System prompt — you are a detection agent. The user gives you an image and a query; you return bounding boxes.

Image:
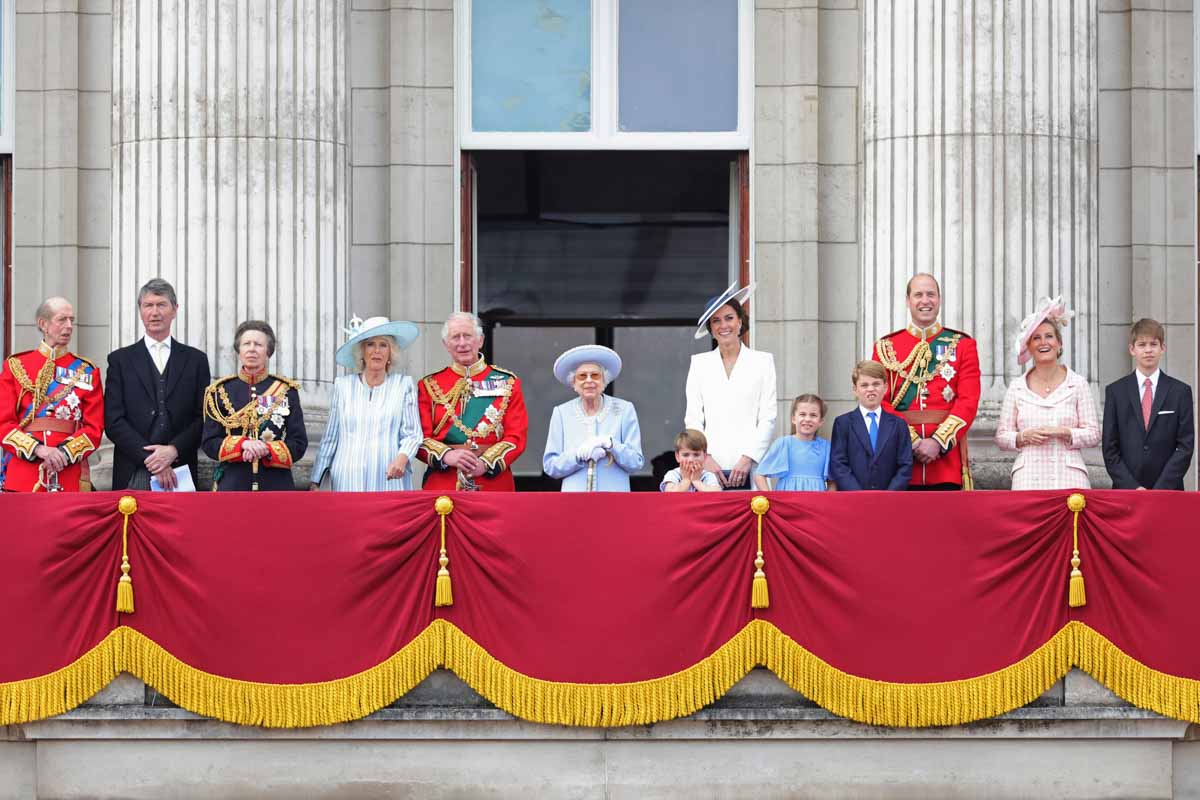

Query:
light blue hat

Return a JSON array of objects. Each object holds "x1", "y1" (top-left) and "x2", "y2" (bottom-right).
[
  {"x1": 335, "y1": 315, "x2": 420, "y2": 370},
  {"x1": 553, "y1": 345, "x2": 623, "y2": 387},
  {"x1": 695, "y1": 281, "x2": 756, "y2": 339}
]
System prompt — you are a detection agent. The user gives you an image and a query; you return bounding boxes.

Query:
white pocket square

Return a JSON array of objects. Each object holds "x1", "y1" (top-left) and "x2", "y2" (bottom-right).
[{"x1": 1158, "y1": 410, "x2": 1175, "y2": 415}]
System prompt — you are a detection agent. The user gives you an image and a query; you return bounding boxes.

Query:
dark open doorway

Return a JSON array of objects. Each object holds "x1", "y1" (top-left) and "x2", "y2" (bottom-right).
[{"x1": 465, "y1": 150, "x2": 748, "y2": 490}]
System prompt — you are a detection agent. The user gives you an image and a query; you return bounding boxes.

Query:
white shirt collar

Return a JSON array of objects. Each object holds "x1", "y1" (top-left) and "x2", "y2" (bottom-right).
[
  {"x1": 859, "y1": 405, "x2": 882, "y2": 426},
  {"x1": 1135, "y1": 368, "x2": 1160, "y2": 395},
  {"x1": 144, "y1": 334, "x2": 172, "y2": 354}
]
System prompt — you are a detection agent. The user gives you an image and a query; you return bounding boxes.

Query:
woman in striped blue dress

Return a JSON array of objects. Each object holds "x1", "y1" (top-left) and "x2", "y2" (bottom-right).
[{"x1": 310, "y1": 316, "x2": 422, "y2": 491}]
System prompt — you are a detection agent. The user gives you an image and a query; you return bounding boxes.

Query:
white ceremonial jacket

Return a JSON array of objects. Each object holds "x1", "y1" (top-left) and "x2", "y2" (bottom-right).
[{"x1": 684, "y1": 345, "x2": 778, "y2": 470}]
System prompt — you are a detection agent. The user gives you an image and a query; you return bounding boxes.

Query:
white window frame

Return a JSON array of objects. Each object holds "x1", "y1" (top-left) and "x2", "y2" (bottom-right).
[
  {"x1": 456, "y1": 0, "x2": 753, "y2": 150},
  {"x1": 0, "y1": 0, "x2": 14, "y2": 154}
]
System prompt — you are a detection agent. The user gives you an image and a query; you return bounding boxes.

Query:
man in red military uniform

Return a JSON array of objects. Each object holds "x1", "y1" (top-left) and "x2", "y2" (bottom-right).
[
  {"x1": 418, "y1": 312, "x2": 527, "y2": 491},
  {"x1": 1, "y1": 297, "x2": 104, "y2": 492},
  {"x1": 872, "y1": 274, "x2": 980, "y2": 490}
]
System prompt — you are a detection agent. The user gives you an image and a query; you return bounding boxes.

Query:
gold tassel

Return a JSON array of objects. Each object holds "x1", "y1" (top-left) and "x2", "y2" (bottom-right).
[
  {"x1": 1067, "y1": 493, "x2": 1086, "y2": 608},
  {"x1": 434, "y1": 495, "x2": 454, "y2": 607},
  {"x1": 116, "y1": 495, "x2": 138, "y2": 614},
  {"x1": 750, "y1": 495, "x2": 770, "y2": 609}
]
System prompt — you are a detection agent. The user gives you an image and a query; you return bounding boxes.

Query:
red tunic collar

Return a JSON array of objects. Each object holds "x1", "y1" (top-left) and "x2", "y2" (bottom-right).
[
  {"x1": 906, "y1": 323, "x2": 943, "y2": 341},
  {"x1": 37, "y1": 341, "x2": 69, "y2": 360},
  {"x1": 450, "y1": 357, "x2": 489, "y2": 378},
  {"x1": 239, "y1": 367, "x2": 268, "y2": 384}
]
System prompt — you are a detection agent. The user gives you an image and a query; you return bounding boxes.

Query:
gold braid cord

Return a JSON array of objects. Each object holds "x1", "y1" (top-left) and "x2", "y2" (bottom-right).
[
  {"x1": 8, "y1": 355, "x2": 56, "y2": 427},
  {"x1": 203, "y1": 381, "x2": 257, "y2": 434},
  {"x1": 875, "y1": 334, "x2": 963, "y2": 408},
  {"x1": 423, "y1": 374, "x2": 514, "y2": 442}
]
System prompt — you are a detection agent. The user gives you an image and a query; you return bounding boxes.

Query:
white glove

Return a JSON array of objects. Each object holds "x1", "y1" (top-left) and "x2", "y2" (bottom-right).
[
  {"x1": 597, "y1": 435, "x2": 613, "y2": 451},
  {"x1": 588, "y1": 447, "x2": 607, "y2": 463},
  {"x1": 576, "y1": 441, "x2": 596, "y2": 463}
]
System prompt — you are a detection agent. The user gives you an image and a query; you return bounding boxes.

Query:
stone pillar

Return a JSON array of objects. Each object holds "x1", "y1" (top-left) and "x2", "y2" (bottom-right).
[
  {"x1": 862, "y1": 1, "x2": 1099, "y2": 392},
  {"x1": 111, "y1": 0, "x2": 348, "y2": 397}
]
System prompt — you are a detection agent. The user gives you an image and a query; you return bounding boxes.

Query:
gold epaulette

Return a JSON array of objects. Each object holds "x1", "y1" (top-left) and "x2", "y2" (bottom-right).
[
  {"x1": 420, "y1": 369, "x2": 445, "y2": 383},
  {"x1": 75, "y1": 355, "x2": 98, "y2": 371},
  {"x1": 269, "y1": 374, "x2": 301, "y2": 391},
  {"x1": 487, "y1": 364, "x2": 517, "y2": 379},
  {"x1": 941, "y1": 327, "x2": 973, "y2": 340}
]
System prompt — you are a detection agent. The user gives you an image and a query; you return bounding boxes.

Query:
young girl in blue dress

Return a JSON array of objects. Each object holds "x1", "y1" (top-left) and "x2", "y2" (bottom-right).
[{"x1": 753, "y1": 394, "x2": 834, "y2": 492}]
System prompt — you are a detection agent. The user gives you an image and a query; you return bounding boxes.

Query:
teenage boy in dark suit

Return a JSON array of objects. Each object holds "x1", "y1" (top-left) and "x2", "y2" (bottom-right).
[{"x1": 1102, "y1": 319, "x2": 1194, "y2": 490}]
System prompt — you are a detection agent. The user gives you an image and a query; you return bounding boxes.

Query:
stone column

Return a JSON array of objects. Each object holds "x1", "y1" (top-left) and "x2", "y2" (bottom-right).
[
  {"x1": 111, "y1": 0, "x2": 348, "y2": 397},
  {"x1": 862, "y1": 1, "x2": 1099, "y2": 392}
]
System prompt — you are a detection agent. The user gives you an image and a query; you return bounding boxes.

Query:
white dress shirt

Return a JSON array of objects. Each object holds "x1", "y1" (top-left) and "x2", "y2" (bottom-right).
[
  {"x1": 684, "y1": 345, "x2": 778, "y2": 469},
  {"x1": 143, "y1": 334, "x2": 172, "y2": 373},
  {"x1": 859, "y1": 405, "x2": 883, "y2": 427},
  {"x1": 1135, "y1": 368, "x2": 1161, "y2": 399}
]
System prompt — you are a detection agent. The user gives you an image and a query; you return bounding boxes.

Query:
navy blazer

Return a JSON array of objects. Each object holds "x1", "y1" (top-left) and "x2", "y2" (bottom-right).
[
  {"x1": 1102, "y1": 371, "x2": 1194, "y2": 490},
  {"x1": 105, "y1": 338, "x2": 212, "y2": 490},
  {"x1": 829, "y1": 407, "x2": 913, "y2": 491}
]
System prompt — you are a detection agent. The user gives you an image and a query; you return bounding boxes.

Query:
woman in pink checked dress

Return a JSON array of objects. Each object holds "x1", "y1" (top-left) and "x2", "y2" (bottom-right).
[{"x1": 995, "y1": 296, "x2": 1101, "y2": 490}]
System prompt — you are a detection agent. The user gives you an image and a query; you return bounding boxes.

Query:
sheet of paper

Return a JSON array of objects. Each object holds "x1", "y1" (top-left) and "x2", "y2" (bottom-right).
[{"x1": 150, "y1": 466, "x2": 197, "y2": 493}]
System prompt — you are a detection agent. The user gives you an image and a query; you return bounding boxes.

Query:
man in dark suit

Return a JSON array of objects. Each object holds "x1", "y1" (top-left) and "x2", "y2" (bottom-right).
[
  {"x1": 830, "y1": 360, "x2": 913, "y2": 491},
  {"x1": 105, "y1": 278, "x2": 211, "y2": 490},
  {"x1": 1103, "y1": 318, "x2": 1194, "y2": 490}
]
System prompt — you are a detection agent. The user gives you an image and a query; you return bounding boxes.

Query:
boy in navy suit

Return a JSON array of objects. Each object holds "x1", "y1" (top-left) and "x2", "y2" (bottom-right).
[
  {"x1": 830, "y1": 360, "x2": 913, "y2": 491},
  {"x1": 1102, "y1": 319, "x2": 1194, "y2": 490}
]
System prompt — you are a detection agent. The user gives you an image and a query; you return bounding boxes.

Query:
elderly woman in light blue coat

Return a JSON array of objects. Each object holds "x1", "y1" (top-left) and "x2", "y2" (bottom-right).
[
  {"x1": 310, "y1": 316, "x2": 423, "y2": 491},
  {"x1": 542, "y1": 345, "x2": 644, "y2": 492}
]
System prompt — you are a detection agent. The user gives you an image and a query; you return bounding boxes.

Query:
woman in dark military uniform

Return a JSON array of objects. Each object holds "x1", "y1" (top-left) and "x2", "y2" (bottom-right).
[{"x1": 202, "y1": 321, "x2": 307, "y2": 491}]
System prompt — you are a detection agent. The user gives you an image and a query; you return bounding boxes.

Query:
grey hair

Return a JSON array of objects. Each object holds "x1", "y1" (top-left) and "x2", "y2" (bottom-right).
[
  {"x1": 441, "y1": 311, "x2": 484, "y2": 341},
  {"x1": 35, "y1": 297, "x2": 71, "y2": 323},
  {"x1": 352, "y1": 337, "x2": 405, "y2": 373},
  {"x1": 137, "y1": 278, "x2": 178, "y2": 308}
]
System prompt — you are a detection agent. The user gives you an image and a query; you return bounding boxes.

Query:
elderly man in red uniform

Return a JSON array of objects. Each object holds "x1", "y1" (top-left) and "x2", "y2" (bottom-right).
[
  {"x1": 872, "y1": 274, "x2": 980, "y2": 490},
  {"x1": 418, "y1": 312, "x2": 527, "y2": 491},
  {"x1": 1, "y1": 297, "x2": 104, "y2": 491}
]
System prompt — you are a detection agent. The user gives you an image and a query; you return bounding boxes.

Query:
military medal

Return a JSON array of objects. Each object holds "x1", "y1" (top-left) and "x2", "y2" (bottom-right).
[
  {"x1": 940, "y1": 363, "x2": 956, "y2": 381},
  {"x1": 943, "y1": 385, "x2": 956, "y2": 402}
]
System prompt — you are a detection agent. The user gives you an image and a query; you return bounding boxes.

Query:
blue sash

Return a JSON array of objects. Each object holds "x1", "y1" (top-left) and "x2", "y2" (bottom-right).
[{"x1": 20, "y1": 358, "x2": 87, "y2": 421}]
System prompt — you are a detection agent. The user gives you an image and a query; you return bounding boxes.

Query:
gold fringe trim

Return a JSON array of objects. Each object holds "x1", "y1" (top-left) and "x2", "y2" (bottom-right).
[
  {"x1": 1, "y1": 625, "x2": 443, "y2": 728},
  {"x1": 6, "y1": 621, "x2": 1200, "y2": 729},
  {"x1": 0, "y1": 629, "x2": 124, "y2": 725},
  {"x1": 441, "y1": 621, "x2": 761, "y2": 727}
]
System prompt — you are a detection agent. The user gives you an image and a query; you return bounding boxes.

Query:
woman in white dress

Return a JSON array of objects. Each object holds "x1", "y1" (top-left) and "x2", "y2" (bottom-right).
[
  {"x1": 309, "y1": 316, "x2": 423, "y2": 491},
  {"x1": 995, "y1": 296, "x2": 1101, "y2": 490},
  {"x1": 684, "y1": 282, "x2": 777, "y2": 489}
]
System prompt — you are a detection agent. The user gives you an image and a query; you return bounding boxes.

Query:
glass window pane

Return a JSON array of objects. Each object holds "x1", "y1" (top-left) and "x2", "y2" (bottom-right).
[
  {"x1": 476, "y1": 151, "x2": 732, "y2": 321},
  {"x1": 611, "y1": 327, "x2": 710, "y2": 479},
  {"x1": 490, "y1": 326, "x2": 594, "y2": 476},
  {"x1": 472, "y1": 0, "x2": 591, "y2": 132},
  {"x1": 618, "y1": 0, "x2": 738, "y2": 132}
]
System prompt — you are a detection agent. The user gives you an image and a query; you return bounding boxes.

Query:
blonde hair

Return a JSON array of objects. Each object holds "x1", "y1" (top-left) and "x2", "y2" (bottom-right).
[
  {"x1": 674, "y1": 429, "x2": 708, "y2": 452},
  {"x1": 1130, "y1": 318, "x2": 1165, "y2": 346},
  {"x1": 352, "y1": 337, "x2": 404, "y2": 373},
  {"x1": 851, "y1": 360, "x2": 886, "y2": 385},
  {"x1": 789, "y1": 394, "x2": 827, "y2": 434}
]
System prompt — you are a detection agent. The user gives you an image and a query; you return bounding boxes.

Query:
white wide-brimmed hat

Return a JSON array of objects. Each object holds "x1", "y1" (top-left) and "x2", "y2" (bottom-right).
[
  {"x1": 335, "y1": 315, "x2": 420, "y2": 370},
  {"x1": 1014, "y1": 296, "x2": 1074, "y2": 366},
  {"x1": 694, "y1": 281, "x2": 756, "y2": 340},
  {"x1": 552, "y1": 344, "x2": 623, "y2": 387}
]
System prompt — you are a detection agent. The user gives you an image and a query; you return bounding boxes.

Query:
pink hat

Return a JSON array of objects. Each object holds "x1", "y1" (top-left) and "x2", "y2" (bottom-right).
[{"x1": 1014, "y1": 296, "x2": 1075, "y2": 366}]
